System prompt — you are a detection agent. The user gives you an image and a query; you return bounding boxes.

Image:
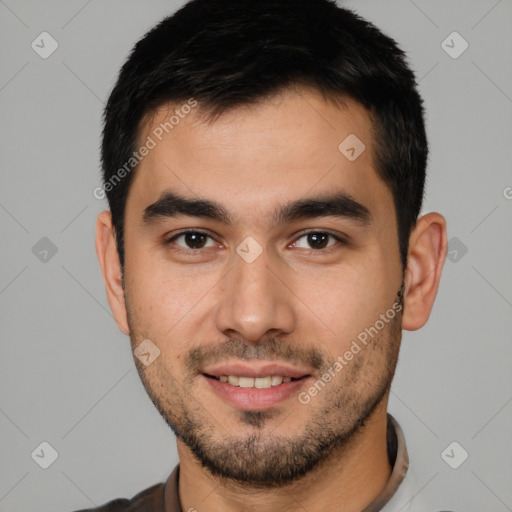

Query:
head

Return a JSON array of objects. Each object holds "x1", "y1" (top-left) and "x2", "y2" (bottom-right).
[{"x1": 96, "y1": 0, "x2": 447, "y2": 487}]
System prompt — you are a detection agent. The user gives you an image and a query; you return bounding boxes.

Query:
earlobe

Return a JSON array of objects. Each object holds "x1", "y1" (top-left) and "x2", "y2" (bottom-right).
[
  {"x1": 95, "y1": 210, "x2": 130, "y2": 335},
  {"x1": 402, "y1": 212, "x2": 448, "y2": 331}
]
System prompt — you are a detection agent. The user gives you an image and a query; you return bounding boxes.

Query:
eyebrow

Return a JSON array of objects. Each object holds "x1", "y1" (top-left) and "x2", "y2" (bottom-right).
[
  {"x1": 274, "y1": 193, "x2": 371, "y2": 225},
  {"x1": 143, "y1": 192, "x2": 233, "y2": 225},
  {"x1": 142, "y1": 191, "x2": 371, "y2": 226}
]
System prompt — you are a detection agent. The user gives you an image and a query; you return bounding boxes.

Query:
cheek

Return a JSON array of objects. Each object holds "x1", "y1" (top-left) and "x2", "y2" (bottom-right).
[
  {"x1": 124, "y1": 252, "x2": 220, "y2": 343},
  {"x1": 290, "y1": 256, "x2": 395, "y2": 355}
]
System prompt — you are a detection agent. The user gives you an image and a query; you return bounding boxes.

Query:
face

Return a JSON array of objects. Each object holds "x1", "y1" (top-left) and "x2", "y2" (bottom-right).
[{"x1": 121, "y1": 87, "x2": 404, "y2": 486}]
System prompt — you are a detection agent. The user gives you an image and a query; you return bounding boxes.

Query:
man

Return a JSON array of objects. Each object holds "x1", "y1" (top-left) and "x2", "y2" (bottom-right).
[{"x1": 87, "y1": 0, "x2": 447, "y2": 510}]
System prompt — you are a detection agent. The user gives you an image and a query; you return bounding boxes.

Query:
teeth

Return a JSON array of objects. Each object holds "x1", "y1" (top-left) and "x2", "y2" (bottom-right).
[
  {"x1": 216, "y1": 375, "x2": 298, "y2": 388},
  {"x1": 271, "y1": 376, "x2": 283, "y2": 386},
  {"x1": 255, "y1": 376, "x2": 272, "y2": 388},
  {"x1": 239, "y1": 377, "x2": 254, "y2": 388},
  {"x1": 228, "y1": 376, "x2": 239, "y2": 386}
]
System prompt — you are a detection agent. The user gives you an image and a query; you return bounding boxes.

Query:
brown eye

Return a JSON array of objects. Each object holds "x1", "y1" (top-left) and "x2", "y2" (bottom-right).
[
  {"x1": 293, "y1": 232, "x2": 339, "y2": 250},
  {"x1": 307, "y1": 233, "x2": 329, "y2": 249},
  {"x1": 170, "y1": 231, "x2": 216, "y2": 250}
]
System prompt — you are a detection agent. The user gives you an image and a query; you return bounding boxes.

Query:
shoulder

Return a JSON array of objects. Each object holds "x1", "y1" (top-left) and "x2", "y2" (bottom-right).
[{"x1": 71, "y1": 483, "x2": 165, "y2": 512}]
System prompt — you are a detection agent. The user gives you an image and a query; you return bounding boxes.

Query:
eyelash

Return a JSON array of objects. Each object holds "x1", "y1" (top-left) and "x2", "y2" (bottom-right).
[{"x1": 163, "y1": 229, "x2": 348, "y2": 255}]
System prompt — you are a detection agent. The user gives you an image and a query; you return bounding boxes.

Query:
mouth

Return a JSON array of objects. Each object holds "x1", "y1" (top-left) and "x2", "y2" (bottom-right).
[
  {"x1": 200, "y1": 362, "x2": 313, "y2": 410},
  {"x1": 203, "y1": 373, "x2": 308, "y2": 389}
]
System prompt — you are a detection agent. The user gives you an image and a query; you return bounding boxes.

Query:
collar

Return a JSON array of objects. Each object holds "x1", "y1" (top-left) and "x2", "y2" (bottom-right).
[
  {"x1": 164, "y1": 413, "x2": 409, "y2": 512},
  {"x1": 362, "y1": 414, "x2": 409, "y2": 511}
]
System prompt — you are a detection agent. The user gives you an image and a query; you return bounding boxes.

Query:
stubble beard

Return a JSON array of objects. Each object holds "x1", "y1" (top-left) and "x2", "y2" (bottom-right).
[{"x1": 126, "y1": 292, "x2": 403, "y2": 488}]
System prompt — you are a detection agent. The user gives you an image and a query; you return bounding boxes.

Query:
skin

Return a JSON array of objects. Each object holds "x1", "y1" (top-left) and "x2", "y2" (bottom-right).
[{"x1": 96, "y1": 86, "x2": 447, "y2": 512}]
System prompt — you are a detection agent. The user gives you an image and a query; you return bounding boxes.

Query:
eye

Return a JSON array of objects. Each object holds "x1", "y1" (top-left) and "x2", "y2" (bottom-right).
[
  {"x1": 291, "y1": 231, "x2": 344, "y2": 250},
  {"x1": 168, "y1": 231, "x2": 217, "y2": 250}
]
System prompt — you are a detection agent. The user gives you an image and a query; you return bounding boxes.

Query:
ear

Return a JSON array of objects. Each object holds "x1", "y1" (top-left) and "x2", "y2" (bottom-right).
[
  {"x1": 402, "y1": 212, "x2": 447, "y2": 331},
  {"x1": 95, "y1": 210, "x2": 130, "y2": 335}
]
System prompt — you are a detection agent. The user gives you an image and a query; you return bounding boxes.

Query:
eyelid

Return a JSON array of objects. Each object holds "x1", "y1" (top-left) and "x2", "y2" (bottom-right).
[
  {"x1": 165, "y1": 228, "x2": 213, "y2": 241},
  {"x1": 290, "y1": 229, "x2": 350, "y2": 245},
  {"x1": 163, "y1": 228, "x2": 349, "y2": 253},
  {"x1": 163, "y1": 229, "x2": 221, "y2": 249}
]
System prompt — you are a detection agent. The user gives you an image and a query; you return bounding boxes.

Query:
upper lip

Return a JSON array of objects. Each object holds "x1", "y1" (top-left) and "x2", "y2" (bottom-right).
[{"x1": 202, "y1": 361, "x2": 312, "y2": 379}]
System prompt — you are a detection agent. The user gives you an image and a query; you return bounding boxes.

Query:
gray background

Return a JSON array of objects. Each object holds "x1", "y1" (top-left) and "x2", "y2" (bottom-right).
[{"x1": 1, "y1": 0, "x2": 511, "y2": 510}]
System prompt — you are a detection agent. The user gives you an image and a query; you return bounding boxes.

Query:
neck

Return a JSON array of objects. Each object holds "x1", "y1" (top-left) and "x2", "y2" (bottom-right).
[{"x1": 177, "y1": 400, "x2": 391, "y2": 512}]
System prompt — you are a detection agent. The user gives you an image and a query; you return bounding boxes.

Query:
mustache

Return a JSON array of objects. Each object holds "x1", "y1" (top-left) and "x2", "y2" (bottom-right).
[
  {"x1": 185, "y1": 284, "x2": 405, "y2": 375},
  {"x1": 185, "y1": 337, "x2": 327, "y2": 374}
]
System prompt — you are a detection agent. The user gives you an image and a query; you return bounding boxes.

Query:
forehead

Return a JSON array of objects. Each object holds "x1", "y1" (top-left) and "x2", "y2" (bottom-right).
[{"x1": 127, "y1": 87, "x2": 392, "y2": 223}]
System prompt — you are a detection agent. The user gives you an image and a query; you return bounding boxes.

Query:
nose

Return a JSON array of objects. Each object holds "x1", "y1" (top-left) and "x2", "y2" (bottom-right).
[{"x1": 213, "y1": 245, "x2": 296, "y2": 344}]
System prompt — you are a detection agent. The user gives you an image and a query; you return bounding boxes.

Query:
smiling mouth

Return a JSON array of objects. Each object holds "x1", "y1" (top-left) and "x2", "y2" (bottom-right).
[{"x1": 203, "y1": 373, "x2": 309, "y2": 389}]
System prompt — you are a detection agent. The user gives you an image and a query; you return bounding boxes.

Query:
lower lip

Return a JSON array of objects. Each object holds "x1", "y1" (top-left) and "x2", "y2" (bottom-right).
[{"x1": 203, "y1": 375, "x2": 311, "y2": 410}]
